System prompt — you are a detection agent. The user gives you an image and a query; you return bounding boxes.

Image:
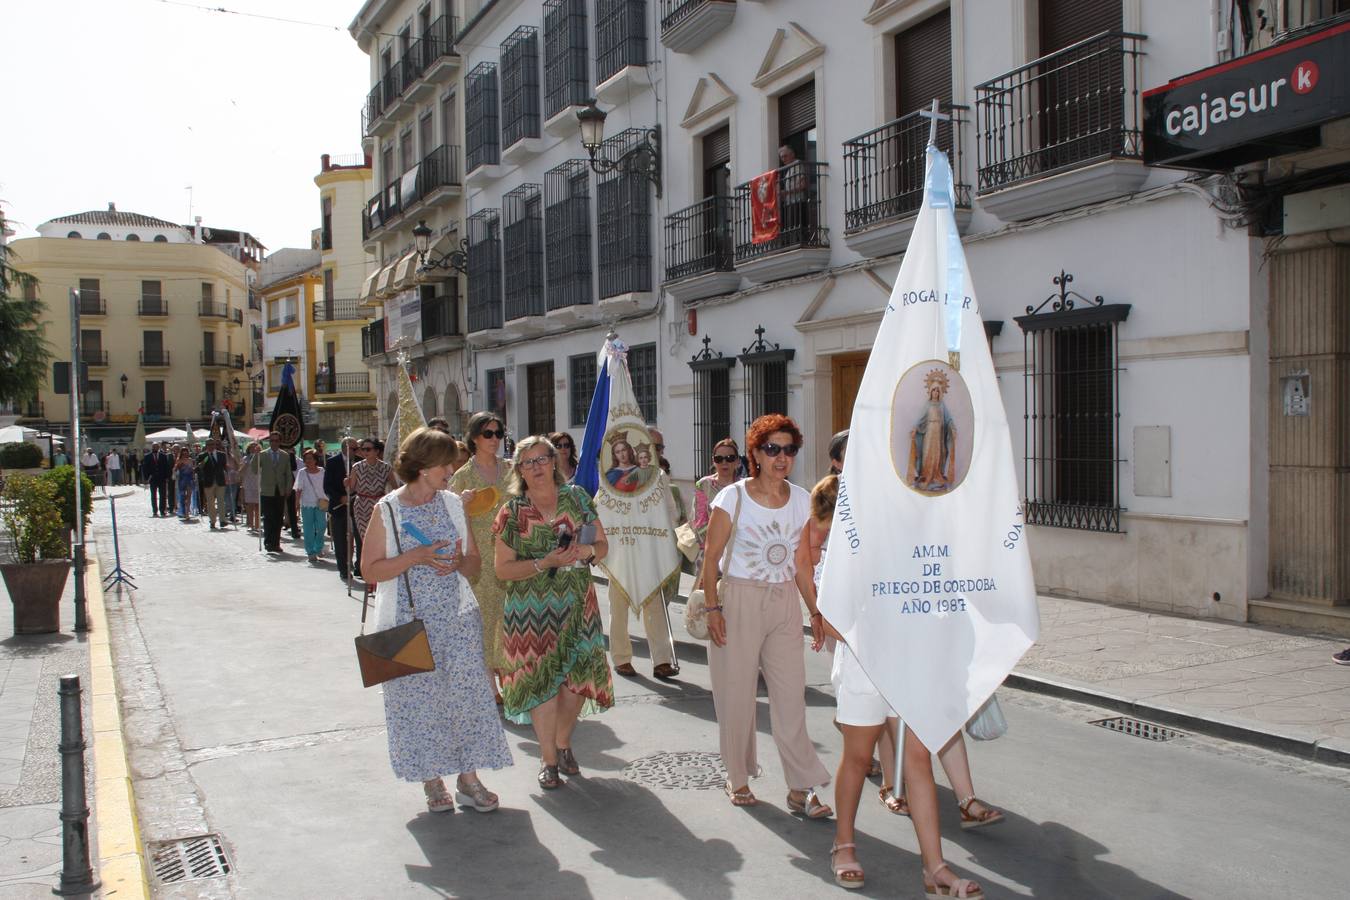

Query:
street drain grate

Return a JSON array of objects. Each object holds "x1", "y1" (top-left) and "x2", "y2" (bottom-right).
[
  {"x1": 148, "y1": 835, "x2": 231, "y2": 883},
  {"x1": 1090, "y1": 716, "x2": 1185, "y2": 742},
  {"x1": 623, "y1": 751, "x2": 727, "y2": 790}
]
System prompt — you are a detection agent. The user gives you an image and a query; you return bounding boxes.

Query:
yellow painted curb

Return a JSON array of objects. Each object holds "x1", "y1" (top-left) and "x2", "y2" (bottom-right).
[{"x1": 85, "y1": 546, "x2": 153, "y2": 899}]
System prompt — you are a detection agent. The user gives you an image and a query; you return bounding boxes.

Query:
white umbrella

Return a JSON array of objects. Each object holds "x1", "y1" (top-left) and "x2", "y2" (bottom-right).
[
  {"x1": 145, "y1": 427, "x2": 187, "y2": 441},
  {"x1": 0, "y1": 424, "x2": 37, "y2": 443}
]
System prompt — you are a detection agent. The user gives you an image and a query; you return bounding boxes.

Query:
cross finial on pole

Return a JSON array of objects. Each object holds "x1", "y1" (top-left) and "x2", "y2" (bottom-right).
[{"x1": 919, "y1": 98, "x2": 950, "y2": 147}]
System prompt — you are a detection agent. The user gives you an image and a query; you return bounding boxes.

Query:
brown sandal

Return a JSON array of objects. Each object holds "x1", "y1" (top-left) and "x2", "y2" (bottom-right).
[
  {"x1": 556, "y1": 747, "x2": 580, "y2": 776},
  {"x1": 538, "y1": 763, "x2": 561, "y2": 790},
  {"x1": 879, "y1": 785, "x2": 910, "y2": 816},
  {"x1": 724, "y1": 782, "x2": 757, "y2": 806},
  {"x1": 958, "y1": 795, "x2": 1004, "y2": 830}
]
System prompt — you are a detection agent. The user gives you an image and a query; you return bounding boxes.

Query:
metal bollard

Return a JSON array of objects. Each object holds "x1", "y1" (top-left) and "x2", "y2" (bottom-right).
[{"x1": 53, "y1": 675, "x2": 100, "y2": 896}]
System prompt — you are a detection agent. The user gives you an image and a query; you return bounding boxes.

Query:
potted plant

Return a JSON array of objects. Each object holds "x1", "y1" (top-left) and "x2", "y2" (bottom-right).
[
  {"x1": 0, "y1": 473, "x2": 71, "y2": 633},
  {"x1": 40, "y1": 465, "x2": 93, "y2": 549}
]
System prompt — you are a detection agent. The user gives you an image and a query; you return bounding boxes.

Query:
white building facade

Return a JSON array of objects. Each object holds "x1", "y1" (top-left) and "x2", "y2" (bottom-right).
[{"x1": 348, "y1": 0, "x2": 1350, "y2": 632}]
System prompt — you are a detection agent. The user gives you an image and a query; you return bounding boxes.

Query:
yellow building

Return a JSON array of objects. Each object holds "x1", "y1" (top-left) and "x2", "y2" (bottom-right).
[{"x1": 11, "y1": 206, "x2": 252, "y2": 446}]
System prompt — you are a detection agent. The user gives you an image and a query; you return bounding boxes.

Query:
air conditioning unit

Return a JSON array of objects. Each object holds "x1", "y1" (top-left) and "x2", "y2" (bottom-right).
[{"x1": 1283, "y1": 184, "x2": 1350, "y2": 235}]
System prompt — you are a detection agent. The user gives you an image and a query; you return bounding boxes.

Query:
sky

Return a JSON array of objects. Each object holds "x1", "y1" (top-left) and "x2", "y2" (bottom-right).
[{"x1": 1, "y1": 0, "x2": 372, "y2": 252}]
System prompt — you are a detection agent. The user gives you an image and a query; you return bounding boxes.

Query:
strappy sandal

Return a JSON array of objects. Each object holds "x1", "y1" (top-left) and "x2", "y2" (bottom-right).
[
  {"x1": 538, "y1": 763, "x2": 562, "y2": 790},
  {"x1": 455, "y1": 777, "x2": 499, "y2": 812},
  {"x1": 925, "y1": 862, "x2": 984, "y2": 898},
  {"x1": 724, "y1": 782, "x2": 757, "y2": 806},
  {"x1": 786, "y1": 789, "x2": 833, "y2": 819},
  {"x1": 867, "y1": 757, "x2": 883, "y2": 778},
  {"x1": 958, "y1": 795, "x2": 1005, "y2": 830},
  {"x1": 879, "y1": 785, "x2": 910, "y2": 816},
  {"x1": 556, "y1": 747, "x2": 580, "y2": 776},
  {"x1": 829, "y1": 842, "x2": 865, "y2": 890},
  {"x1": 423, "y1": 778, "x2": 455, "y2": 813}
]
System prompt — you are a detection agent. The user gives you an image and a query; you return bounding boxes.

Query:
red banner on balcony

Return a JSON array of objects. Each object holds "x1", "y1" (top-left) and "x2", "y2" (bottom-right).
[{"x1": 750, "y1": 169, "x2": 780, "y2": 244}]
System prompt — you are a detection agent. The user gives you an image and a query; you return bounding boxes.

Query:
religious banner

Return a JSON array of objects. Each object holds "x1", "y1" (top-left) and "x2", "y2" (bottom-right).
[
  {"x1": 816, "y1": 139, "x2": 1039, "y2": 753},
  {"x1": 749, "y1": 169, "x2": 780, "y2": 245},
  {"x1": 586, "y1": 338, "x2": 680, "y2": 613},
  {"x1": 383, "y1": 351, "x2": 426, "y2": 458},
  {"x1": 268, "y1": 360, "x2": 305, "y2": 450}
]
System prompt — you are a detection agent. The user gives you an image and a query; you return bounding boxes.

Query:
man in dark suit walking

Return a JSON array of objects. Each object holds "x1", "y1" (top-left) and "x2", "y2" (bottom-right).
[
  {"x1": 257, "y1": 432, "x2": 295, "y2": 553},
  {"x1": 144, "y1": 443, "x2": 173, "y2": 517},
  {"x1": 324, "y1": 438, "x2": 356, "y2": 582}
]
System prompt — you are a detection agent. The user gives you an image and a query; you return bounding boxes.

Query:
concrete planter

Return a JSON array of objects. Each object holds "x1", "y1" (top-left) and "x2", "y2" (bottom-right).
[{"x1": 0, "y1": 560, "x2": 71, "y2": 634}]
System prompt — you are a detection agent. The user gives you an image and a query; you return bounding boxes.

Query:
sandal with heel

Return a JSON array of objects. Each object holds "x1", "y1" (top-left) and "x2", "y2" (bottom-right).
[
  {"x1": 829, "y1": 842, "x2": 865, "y2": 890},
  {"x1": 958, "y1": 795, "x2": 1004, "y2": 830},
  {"x1": 423, "y1": 778, "x2": 455, "y2": 814},
  {"x1": 455, "y1": 777, "x2": 499, "y2": 812},
  {"x1": 786, "y1": 789, "x2": 833, "y2": 819},
  {"x1": 538, "y1": 763, "x2": 562, "y2": 790},
  {"x1": 879, "y1": 784, "x2": 910, "y2": 816},
  {"x1": 925, "y1": 862, "x2": 984, "y2": 898}
]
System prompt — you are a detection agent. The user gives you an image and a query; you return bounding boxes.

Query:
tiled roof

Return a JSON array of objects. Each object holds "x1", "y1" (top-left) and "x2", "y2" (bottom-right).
[{"x1": 47, "y1": 209, "x2": 182, "y2": 229}]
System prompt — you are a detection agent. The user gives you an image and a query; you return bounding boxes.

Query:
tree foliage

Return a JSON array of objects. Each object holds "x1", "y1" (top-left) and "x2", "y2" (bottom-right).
[{"x1": 0, "y1": 207, "x2": 53, "y2": 408}]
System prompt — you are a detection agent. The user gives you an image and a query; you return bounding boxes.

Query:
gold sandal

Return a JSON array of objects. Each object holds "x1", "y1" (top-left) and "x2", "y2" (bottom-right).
[
  {"x1": 786, "y1": 789, "x2": 833, "y2": 819},
  {"x1": 455, "y1": 777, "x2": 499, "y2": 813},
  {"x1": 724, "y1": 781, "x2": 757, "y2": 806},
  {"x1": 423, "y1": 778, "x2": 454, "y2": 814},
  {"x1": 958, "y1": 795, "x2": 1004, "y2": 830},
  {"x1": 879, "y1": 785, "x2": 910, "y2": 816}
]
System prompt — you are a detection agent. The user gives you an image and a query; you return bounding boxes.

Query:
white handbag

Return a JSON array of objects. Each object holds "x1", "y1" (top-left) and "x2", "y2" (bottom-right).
[
  {"x1": 684, "y1": 486, "x2": 742, "y2": 641},
  {"x1": 965, "y1": 694, "x2": 1008, "y2": 741}
]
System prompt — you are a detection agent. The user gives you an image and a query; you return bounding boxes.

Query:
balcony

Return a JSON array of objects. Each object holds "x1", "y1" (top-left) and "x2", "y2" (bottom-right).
[
  {"x1": 139, "y1": 350, "x2": 172, "y2": 367},
  {"x1": 199, "y1": 300, "x2": 228, "y2": 319},
  {"x1": 267, "y1": 312, "x2": 299, "y2": 329},
  {"x1": 78, "y1": 295, "x2": 105, "y2": 316},
  {"x1": 80, "y1": 401, "x2": 109, "y2": 417},
  {"x1": 79, "y1": 349, "x2": 109, "y2": 367},
  {"x1": 974, "y1": 31, "x2": 1147, "y2": 222},
  {"x1": 363, "y1": 179, "x2": 404, "y2": 243},
  {"x1": 843, "y1": 103, "x2": 972, "y2": 258},
  {"x1": 595, "y1": 0, "x2": 649, "y2": 104},
  {"x1": 360, "y1": 17, "x2": 459, "y2": 139},
  {"x1": 314, "y1": 372, "x2": 372, "y2": 396},
  {"x1": 660, "y1": 0, "x2": 735, "y2": 54},
  {"x1": 733, "y1": 160, "x2": 830, "y2": 283},
  {"x1": 248, "y1": 290, "x2": 261, "y2": 311},
  {"x1": 421, "y1": 292, "x2": 461, "y2": 346},
  {"x1": 419, "y1": 144, "x2": 462, "y2": 207},
  {"x1": 141, "y1": 400, "x2": 172, "y2": 417},
  {"x1": 361, "y1": 319, "x2": 386, "y2": 359},
  {"x1": 543, "y1": 0, "x2": 590, "y2": 134},
  {"x1": 230, "y1": 308, "x2": 243, "y2": 324},
  {"x1": 138, "y1": 297, "x2": 169, "y2": 316},
  {"x1": 313, "y1": 297, "x2": 375, "y2": 323},
  {"x1": 201, "y1": 350, "x2": 244, "y2": 369},
  {"x1": 19, "y1": 401, "x2": 44, "y2": 419},
  {"x1": 664, "y1": 195, "x2": 739, "y2": 302}
]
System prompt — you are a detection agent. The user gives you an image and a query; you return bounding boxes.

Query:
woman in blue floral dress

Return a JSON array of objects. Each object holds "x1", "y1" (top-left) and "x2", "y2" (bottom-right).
[{"x1": 362, "y1": 427, "x2": 513, "y2": 813}]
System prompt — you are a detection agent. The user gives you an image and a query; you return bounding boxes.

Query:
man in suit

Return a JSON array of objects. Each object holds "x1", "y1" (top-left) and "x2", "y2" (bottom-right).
[
  {"x1": 196, "y1": 439, "x2": 230, "y2": 530},
  {"x1": 258, "y1": 432, "x2": 295, "y2": 553},
  {"x1": 144, "y1": 443, "x2": 173, "y2": 517},
  {"x1": 324, "y1": 438, "x2": 356, "y2": 582}
]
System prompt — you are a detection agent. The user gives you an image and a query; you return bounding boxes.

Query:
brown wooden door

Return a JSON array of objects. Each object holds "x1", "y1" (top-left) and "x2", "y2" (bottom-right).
[
  {"x1": 831, "y1": 351, "x2": 870, "y2": 434},
  {"x1": 526, "y1": 361, "x2": 555, "y2": 436}
]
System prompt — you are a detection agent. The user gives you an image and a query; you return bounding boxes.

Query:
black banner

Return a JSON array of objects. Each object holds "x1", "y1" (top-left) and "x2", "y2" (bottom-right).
[
  {"x1": 268, "y1": 366, "x2": 305, "y2": 450},
  {"x1": 1143, "y1": 20, "x2": 1350, "y2": 169}
]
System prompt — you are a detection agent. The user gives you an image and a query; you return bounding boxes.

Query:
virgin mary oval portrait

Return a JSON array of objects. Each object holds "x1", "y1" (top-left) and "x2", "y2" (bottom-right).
[{"x1": 890, "y1": 360, "x2": 974, "y2": 495}]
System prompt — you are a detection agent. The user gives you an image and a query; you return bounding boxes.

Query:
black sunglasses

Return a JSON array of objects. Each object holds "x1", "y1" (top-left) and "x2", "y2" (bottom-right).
[
  {"x1": 758, "y1": 441, "x2": 799, "y2": 458},
  {"x1": 556, "y1": 441, "x2": 574, "y2": 449},
  {"x1": 479, "y1": 428, "x2": 504, "y2": 440},
  {"x1": 712, "y1": 454, "x2": 738, "y2": 464}
]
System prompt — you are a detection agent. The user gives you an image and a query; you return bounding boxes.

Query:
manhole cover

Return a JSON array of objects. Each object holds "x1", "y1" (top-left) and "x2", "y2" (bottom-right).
[
  {"x1": 148, "y1": 834, "x2": 231, "y2": 883},
  {"x1": 1090, "y1": 716, "x2": 1185, "y2": 742},
  {"x1": 623, "y1": 750, "x2": 727, "y2": 790}
]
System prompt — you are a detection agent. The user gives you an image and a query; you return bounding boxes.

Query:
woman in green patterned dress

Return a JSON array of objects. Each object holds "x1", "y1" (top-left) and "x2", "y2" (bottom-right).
[
  {"x1": 493, "y1": 435, "x2": 614, "y2": 790},
  {"x1": 450, "y1": 412, "x2": 512, "y2": 697}
]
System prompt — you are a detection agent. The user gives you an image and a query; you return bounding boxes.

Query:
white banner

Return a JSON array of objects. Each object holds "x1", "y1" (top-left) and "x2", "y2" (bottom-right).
[
  {"x1": 594, "y1": 343, "x2": 680, "y2": 613},
  {"x1": 817, "y1": 145, "x2": 1039, "y2": 752}
]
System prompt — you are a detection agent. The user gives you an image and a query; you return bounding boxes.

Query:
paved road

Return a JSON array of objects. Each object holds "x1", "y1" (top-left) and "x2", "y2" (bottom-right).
[{"x1": 95, "y1": 490, "x2": 1349, "y2": 898}]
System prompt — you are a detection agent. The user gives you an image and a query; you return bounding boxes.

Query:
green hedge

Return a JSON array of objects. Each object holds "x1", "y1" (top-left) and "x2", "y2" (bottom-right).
[{"x1": 0, "y1": 441, "x2": 44, "y2": 469}]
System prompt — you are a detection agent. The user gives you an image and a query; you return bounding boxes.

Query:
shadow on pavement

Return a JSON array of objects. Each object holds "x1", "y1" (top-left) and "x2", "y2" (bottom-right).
[{"x1": 534, "y1": 775, "x2": 743, "y2": 899}]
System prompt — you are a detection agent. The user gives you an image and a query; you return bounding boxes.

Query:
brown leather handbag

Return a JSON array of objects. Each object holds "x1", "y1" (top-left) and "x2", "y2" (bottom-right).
[{"x1": 354, "y1": 503, "x2": 434, "y2": 687}]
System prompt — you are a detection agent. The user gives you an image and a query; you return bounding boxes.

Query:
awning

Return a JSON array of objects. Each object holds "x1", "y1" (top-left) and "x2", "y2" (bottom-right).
[
  {"x1": 375, "y1": 262, "x2": 396, "y2": 298},
  {"x1": 393, "y1": 251, "x2": 420, "y2": 290},
  {"x1": 359, "y1": 268, "x2": 380, "y2": 304}
]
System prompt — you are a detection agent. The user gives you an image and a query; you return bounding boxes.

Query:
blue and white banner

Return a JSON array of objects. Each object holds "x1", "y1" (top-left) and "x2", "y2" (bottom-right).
[
  {"x1": 817, "y1": 144, "x2": 1039, "y2": 752},
  {"x1": 578, "y1": 336, "x2": 680, "y2": 612}
]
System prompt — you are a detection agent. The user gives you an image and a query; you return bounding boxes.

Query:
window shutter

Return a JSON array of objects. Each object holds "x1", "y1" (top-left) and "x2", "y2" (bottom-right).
[
  {"x1": 895, "y1": 9, "x2": 952, "y2": 116},
  {"x1": 702, "y1": 126, "x2": 730, "y2": 169},
  {"x1": 778, "y1": 81, "x2": 816, "y2": 140},
  {"x1": 1038, "y1": 0, "x2": 1121, "y2": 53}
]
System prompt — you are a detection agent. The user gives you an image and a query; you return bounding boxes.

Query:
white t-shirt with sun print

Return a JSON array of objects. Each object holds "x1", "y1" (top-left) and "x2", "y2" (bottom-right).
[{"x1": 709, "y1": 479, "x2": 811, "y2": 583}]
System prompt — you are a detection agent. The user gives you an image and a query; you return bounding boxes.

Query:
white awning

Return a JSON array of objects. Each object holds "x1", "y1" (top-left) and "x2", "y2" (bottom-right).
[
  {"x1": 393, "y1": 251, "x2": 420, "y2": 290},
  {"x1": 374, "y1": 262, "x2": 396, "y2": 298},
  {"x1": 359, "y1": 268, "x2": 380, "y2": 304}
]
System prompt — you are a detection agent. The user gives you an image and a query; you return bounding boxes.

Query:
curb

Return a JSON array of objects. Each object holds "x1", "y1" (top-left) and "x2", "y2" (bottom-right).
[{"x1": 85, "y1": 540, "x2": 153, "y2": 898}]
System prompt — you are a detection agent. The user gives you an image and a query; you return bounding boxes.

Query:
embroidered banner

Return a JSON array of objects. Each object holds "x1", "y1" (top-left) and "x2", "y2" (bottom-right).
[{"x1": 750, "y1": 169, "x2": 780, "y2": 245}]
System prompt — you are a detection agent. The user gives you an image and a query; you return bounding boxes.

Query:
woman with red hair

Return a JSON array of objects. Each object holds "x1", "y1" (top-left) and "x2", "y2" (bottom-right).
[{"x1": 700, "y1": 414, "x2": 832, "y2": 816}]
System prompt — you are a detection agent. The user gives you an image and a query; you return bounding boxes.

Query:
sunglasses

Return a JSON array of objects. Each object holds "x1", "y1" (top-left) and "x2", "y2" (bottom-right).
[
  {"x1": 519, "y1": 453, "x2": 555, "y2": 469},
  {"x1": 479, "y1": 428, "x2": 504, "y2": 440},
  {"x1": 556, "y1": 441, "x2": 573, "y2": 449},
  {"x1": 758, "y1": 441, "x2": 799, "y2": 458},
  {"x1": 712, "y1": 454, "x2": 738, "y2": 464}
]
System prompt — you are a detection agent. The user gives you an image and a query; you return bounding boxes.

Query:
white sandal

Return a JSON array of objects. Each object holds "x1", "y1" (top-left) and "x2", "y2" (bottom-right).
[
  {"x1": 423, "y1": 778, "x2": 455, "y2": 814},
  {"x1": 925, "y1": 862, "x2": 983, "y2": 898},
  {"x1": 455, "y1": 777, "x2": 499, "y2": 813},
  {"x1": 829, "y1": 842, "x2": 865, "y2": 890}
]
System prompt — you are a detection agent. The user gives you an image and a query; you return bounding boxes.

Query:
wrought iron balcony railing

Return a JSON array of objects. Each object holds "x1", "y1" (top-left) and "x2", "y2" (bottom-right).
[
  {"x1": 361, "y1": 319, "x2": 386, "y2": 358},
  {"x1": 138, "y1": 297, "x2": 169, "y2": 316},
  {"x1": 79, "y1": 349, "x2": 109, "y2": 366},
  {"x1": 78, "y1": 295, "x2": 105, "y2": 316},
  {"x1": 248, "y1": 290, "x2": 261, "y2": 311},
  {"x1": 733, "y1": 161, "x2": 830, "y2": 263},
  {"x1": 313, "y1": 297, "x2": 374, "y2": 322},
  {"x1": 201, "y1": 350, "x2": 244, "y2": 369},
  {"x1": 596, "y1": 0, "x2": 647, "y2": 84},
  {"x1": 230, "y1": 308, "x2": 243, "y2": 324},
  {"x1": 418, "y1": 144, "x2": 461, "y2": 196},
  {"x1": 665, "y1": 195, "x2": 735, "y2": 281},
  {"x1": 660, "y1": 0, "x2": 716, "y2": 32},
  {"x1": 974, "y1": 31, "x2": 1145, "y2": 193},
  {"x1": 844, "y1": 103, "x2": 971, "y2": 233},
  {"x1": 80, "y1": 401, "x2": 109, "y2": 417},
  {"x1": 141, "y1": 400, "x2": 172, "y2": 416},
  {"x1": 199, "y1": 300, "x2": 228, "y2": 318},
  {"x1": 21, "y1": 401, "x2": 44, "y2": 418},
  {"x1": 139, "y1": 350, "x2": 171, "y2": 367},
  {"x1": 421, "y1": 292, "x2": 459, "y2": 339},
  {"x1": 314, "y1": 372, "x2": 371, "y2": 395}
]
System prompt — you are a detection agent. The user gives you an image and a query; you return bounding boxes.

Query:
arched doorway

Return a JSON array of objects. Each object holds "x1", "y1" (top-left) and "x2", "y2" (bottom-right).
[{"x1": 422, "y1": 386, "x2": 438, "y2": 419}]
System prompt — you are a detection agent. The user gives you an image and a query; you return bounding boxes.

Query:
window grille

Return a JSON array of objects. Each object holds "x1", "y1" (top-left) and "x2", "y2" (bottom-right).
[
  {"x1": 738, "y1": 326, "x2": 794, "y2": 432},
  {"x1": 689, "y1": 336, "x2": 735, "y2": 475},
  {"x1": 595, "y1": 0, "x2": 647, "y2": 85},
  {"x1": 503, "y1": 184, "x2": 545, "y2": 321},
  {"x1": 466, "y1": 62, "x2": 500, "y2": 173},
  {"x1": 501, "y1": 27, "x2": 541, "y2": 149},
  {"x1": 545, "y1": 160, "x2": 593, "y2": 311},
  {"x1": 467, "y1": 210, "x2": 503, "y2": 332},
  {"x1": 544, "y1": 0, "x2": 589, "y2": 119},
  {"x1": 628, "y1": 342, "x2": 657, "y2": 423},
  {"x1": 1015, "y1": 272, "x2": 1130, "y2": 533},
  {"x1": 569, "y1": 352, "x2": 598, "y2": 427},
  {"x1": 597, "y1": 129, "x2": 652, "y2": 299}
]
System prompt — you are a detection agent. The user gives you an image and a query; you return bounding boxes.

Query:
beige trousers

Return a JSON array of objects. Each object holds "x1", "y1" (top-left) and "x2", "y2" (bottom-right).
[
  {"x1": 709, "y1": 575, "x2": 831, "y2": 791},
  {"x1": 201, "y1": 484, "x2": 223, "y2": 525},
  {"x1": 609, "y1": 582, "x2": 675, "y2": 667}
]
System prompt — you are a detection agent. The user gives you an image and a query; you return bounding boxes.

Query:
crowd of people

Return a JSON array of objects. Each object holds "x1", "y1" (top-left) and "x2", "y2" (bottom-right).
[{"x1": 119, "y1": 413, "x2": 998, "y2": 897}]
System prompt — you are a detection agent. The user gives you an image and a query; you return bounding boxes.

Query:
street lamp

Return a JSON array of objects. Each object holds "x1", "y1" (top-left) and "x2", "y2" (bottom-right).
[
  {"x1": 119, "y1": 373, "x2": 127, "y2": 397},
  {"x1": 575, "y1": 99, "x2": 662, "y2": 197},
  {"x1": 412, "y1": 219, "x2": 468, "y2": 274}
]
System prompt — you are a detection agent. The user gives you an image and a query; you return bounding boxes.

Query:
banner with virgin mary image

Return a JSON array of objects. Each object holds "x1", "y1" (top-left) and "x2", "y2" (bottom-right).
[
  {"x1": 815, "y1": 140, "x2": 1039, "y2": 753},
  {"x1": 591, "y1": 339, "x2": 681, "y2": 613}
]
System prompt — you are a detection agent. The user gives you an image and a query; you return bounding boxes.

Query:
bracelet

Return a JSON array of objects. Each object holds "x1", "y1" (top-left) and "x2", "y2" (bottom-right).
[
  {"x1": 531, "y1": 559, "x2": 543, "y2": 573},
  {"x1": 705, "y1": 605, "x2": 724, "y2": 613}
]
